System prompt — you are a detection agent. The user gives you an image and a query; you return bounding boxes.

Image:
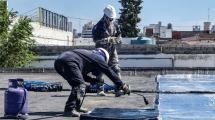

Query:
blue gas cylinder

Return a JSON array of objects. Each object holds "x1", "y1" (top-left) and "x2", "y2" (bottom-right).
[{"x1": 4, "y1": 79, "x2": 28, "y2": 119}]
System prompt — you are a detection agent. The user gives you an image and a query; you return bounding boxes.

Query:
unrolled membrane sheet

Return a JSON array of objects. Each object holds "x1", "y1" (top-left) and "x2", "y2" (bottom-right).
[{"x1": 157, "y1": 75, "x2": 215, "y2": 119}]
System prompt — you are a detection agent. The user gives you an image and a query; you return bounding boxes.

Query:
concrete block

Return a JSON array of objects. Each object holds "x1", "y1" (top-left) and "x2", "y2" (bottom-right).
[
  {"x1": 57, "y1": 46, "x2": 65, "y2": 50},
  {"x1": 187, "y1": 45, "x2": 195, "y2": 50},
  {"x1": 76, "y1": 46, "x2": 85, "y2": 49},
  {"x1": 70, "y1": 46, "x2": 77, "y2": 50},
  {"x1": 127, "y1": 45, "x2": 134, "y2": 49},
  {"x1": 194, "y1": 45, "x2": 201, "y2": 50},
  {"x1": 182, "y1": 44, "x2": 189, "y2": 49},
  {"x1": 52, "y1": 46, "x2": 59, "y2": 50},
  {"x1": 169, "y1": 48, "x2": 176, "y2": 51},
  {"x1": 175, "y1": 51, "x2": 185, "y2": 54},
  {"x1": 120, "y1": 44, "x2": 127, "y2": 48},
  {"x1": 184, "y1": 51, "x2": 191, "y2": 54},
  {"x1": 151, "y1": 45, "x2": 158, "y2": 50},
  {"x1": 89, "y1": 46, "x2": 95, "y2": 49},
  {"x1": 140, "y1": 45, "x2": 146, "y2": 49},
  {"x1": 170, "y1": 44, "x2": 177, "y2": 47},
  {"x1": 163, "y1": 44, "x2": 171, "y2": 48},
  {"x1": 83, "y1": 46, "x2": 90, "y2": 49},
  {"x1": 64, "y1": 46, "x2": 71, "y2": 51},
  {"x1": 207, "y1": 45, "x2": 214, "y2": 48},
  {"x1": 176, "y1": 44, "x2": 183, "y2": 48},
  {"x1": 146, "y1": 47, "x2": 153, "y2": 51},
  {"x1": 133, "y1": 45, "x2": 140, "y2": 48},
  {"x1": 190, "y1": 51, "x2": 199, "y2": 54}
]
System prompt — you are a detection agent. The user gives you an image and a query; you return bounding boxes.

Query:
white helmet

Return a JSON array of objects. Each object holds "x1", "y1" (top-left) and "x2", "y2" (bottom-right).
[
  {"x1": 103, "y1": 5, "x2": 116, "y2": 18},
  {"x1": 97, "y1": 48, "x2": 109, "y2": 63}
]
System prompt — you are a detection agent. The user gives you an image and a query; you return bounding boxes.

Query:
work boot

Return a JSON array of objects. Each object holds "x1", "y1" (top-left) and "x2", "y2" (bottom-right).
[
  {"x1": 115, "y1": 84, "x2": 131, "y2": 97},
  {"x1": 96, "y1": 79, "x2": 105, "y2": 96},
  {"x1": 63, "y1": 109, "x2": 80, "y2": 117},
  {"x1": 76, "y1": 107, "x2": 89, "y2": 113}
]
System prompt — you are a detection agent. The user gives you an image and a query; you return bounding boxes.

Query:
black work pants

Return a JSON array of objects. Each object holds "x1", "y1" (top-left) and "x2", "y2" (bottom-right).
[{"x1": 54, "y1": 59, "x2": 84, "y2": 111}]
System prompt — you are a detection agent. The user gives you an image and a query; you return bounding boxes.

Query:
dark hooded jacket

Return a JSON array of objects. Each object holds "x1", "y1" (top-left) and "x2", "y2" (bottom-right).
[{"x1": 92, "y1": 15, "x2": 121, "y2": 41}]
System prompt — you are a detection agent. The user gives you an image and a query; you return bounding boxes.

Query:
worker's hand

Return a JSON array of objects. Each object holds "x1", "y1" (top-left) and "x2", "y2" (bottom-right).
[
  {"x1": 90, "y1": 78, "x2": 99, "y2": 86},
  {"x1": 83, "y1": 75, "x2": 99, "y2": 86},
  {"x1": 122, "y1": 84, "x2": 131, "y2": 95},
  {"x1": 115, "y1": 37, "x2": 122, "y2": 44},
  {"x1": 102, "y1": 38, "x2": 108, "y2": 42}
]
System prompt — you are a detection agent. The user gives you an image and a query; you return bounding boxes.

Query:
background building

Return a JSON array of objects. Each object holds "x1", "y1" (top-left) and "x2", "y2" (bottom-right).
[
  {"x1": 82, "y1": 21, "x2": 95, "y2": 38},
  {"x1": 143, "y1": 21, "x2": 172, "y2": 39},
  {"x1": 67, "y1": 22, "x2": 73, "y2": 32},
  {"x1": 24, "y1": 7, "x2": 74, "y2": 46}
]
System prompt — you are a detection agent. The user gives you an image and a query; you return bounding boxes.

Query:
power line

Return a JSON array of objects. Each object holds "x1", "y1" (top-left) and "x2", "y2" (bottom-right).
[
  {"x1": 139, "y1": 25, "x2": 204, "y2": 27},
  {"x1": 67, "y1": 16, "x2": 98, "y2": 22},
  {"x1": 28, "y1": 11, "x2": 38, "y2": 17},
  {"x1": 18, "y1": 7, "x2": 38, "y2": 16},
  {"x1": 29, "y1": 14, "x2": 39, "y2": 17}
]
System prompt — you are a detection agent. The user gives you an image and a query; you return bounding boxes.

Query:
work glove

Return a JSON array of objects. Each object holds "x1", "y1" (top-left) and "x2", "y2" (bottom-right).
[
  {"x1": 108, "y1": 37, "x2": 121, "y2": 44},
  {"x1": 122, "y1": 84, "x2": 131, "y2": 95},
  {"x1": 83, "y1": 75, "x2": 99, "y2": 86},
  {"x1": 115, "y1": 37, "x2": 122, "y2": 44},
  {"x1": 95, "y1": 38, "x2": 108, "y2": 43}
]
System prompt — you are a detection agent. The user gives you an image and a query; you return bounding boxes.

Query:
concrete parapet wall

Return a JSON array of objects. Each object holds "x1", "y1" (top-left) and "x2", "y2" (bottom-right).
[
  {"x1": 33, "y1": 44, "x2": 215, "y2": 55},
  {"x1": 1, "y1": 68, "x2": 215, "y2": 76},
  {"x1": 199, "y1": 33, "x2": 215, "y2": 40}
]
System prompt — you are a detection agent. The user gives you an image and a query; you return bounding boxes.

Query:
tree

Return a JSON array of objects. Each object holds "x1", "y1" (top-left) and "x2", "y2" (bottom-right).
[
  {"x1": 117, "y1": 0, "x2": 143, "y2": 37},
  {"x1": 0, "y1": 0, "x2": 38, "y2": 68},
  {"x1": 0, "y1": 0, "x2": 14, "y2": 42}
]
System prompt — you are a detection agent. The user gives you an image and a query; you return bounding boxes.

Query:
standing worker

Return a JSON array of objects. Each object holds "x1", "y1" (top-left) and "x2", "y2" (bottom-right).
[
  {"x1": 92, "y1": 5, "x2": 122, "y2": 96},
  {"x1": 54, "y1": 48, "x2": 130, "y2": 117}
]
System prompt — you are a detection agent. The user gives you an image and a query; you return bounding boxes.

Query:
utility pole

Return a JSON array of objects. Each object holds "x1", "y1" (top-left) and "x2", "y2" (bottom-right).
[
  {"x1": 79, "y1": 17, "x2": 81, "y2": 33},
  {"x1": 208, "y1": 8, "x2": 210, "y2": 22}
]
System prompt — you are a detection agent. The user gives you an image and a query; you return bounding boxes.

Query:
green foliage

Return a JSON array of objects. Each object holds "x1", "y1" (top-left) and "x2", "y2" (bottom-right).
[
  {"x1": 0, "y1": 0, "x2": 15, "y2": 42},
  {"x1": 118, "y1": 0, "x2": 143, "y2": 37},
  {"x1": 0, "y1": 0, "x2": 38, "y2": 68}
]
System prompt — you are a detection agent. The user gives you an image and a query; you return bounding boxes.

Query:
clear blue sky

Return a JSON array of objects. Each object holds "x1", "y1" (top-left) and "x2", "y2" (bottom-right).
[{"x1": 7, "y1": 0, "x2": 215, "y2": 32}]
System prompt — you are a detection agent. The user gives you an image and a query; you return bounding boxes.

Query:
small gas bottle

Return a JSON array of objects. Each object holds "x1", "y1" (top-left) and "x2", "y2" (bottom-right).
[{"x1": 4, "y1": 79, "x2": 28, "y2": 119}]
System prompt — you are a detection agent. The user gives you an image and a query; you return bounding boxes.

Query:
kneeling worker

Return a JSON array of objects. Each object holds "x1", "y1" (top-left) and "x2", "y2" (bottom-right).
[{"x1": 54, "y1": 48, "x2": 130, "y2": 117}]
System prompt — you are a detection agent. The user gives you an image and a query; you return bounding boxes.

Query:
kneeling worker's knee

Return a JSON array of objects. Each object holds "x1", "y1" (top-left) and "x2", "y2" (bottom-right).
[{"x1": 112, "y1": 66, "x2": 121, "y2": 74}]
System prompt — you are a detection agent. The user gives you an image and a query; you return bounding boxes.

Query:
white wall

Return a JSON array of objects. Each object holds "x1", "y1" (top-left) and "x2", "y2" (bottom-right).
[
  {"x1": 68, "y1": 22, "x2": 73, "y2": 32},
  {"x1": 160, "y1": 26, "x2": 166, "y2": 38},
  {"x1": 31, "y1": 22, "x2": 73, "y2": 46},
  {"x1": 174, "y1": 54, "x2": 215, "y2": 67},
  {"x1": 119, "y1": 55, "x2": 173, "y2": 67},
  {"x1": 31, "y1": 54, "x2": 215, "y2": 68},
  {"x1": 31, "y1": 55, "x2": 174, "y2": 68},
  {"x1": 165, "y1": 29, "x2": 172, "y2": 38},
  {"x1": 73, "y1": 38, "x2": 95, "y2": 46},
  {"x1": 149, "y1": 24, "x2": 159, "y2": 34},
  {"x1": 72, "y1": 38, "x2": 138, "y2": 45}
]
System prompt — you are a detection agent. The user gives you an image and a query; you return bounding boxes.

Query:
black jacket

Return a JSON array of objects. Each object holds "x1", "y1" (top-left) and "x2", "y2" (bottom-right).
[{"x1": 56, "y1": 49, "x2": 123, "y2": 87}]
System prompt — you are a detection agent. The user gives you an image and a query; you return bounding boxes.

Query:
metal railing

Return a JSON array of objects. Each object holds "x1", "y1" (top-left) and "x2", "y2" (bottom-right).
[{"x1": 39, "y1": 7, "x2": 68, "y2": 31}]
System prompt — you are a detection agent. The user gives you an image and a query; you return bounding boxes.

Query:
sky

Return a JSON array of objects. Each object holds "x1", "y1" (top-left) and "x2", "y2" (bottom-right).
[{"x1": 7, "y1": 0, "x2": 215, "y2": 33}]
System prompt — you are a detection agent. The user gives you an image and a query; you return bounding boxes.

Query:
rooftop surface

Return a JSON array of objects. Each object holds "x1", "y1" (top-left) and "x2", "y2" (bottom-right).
[{"x1": 0, "y1": 73, "x2": 156, "y2": 120}]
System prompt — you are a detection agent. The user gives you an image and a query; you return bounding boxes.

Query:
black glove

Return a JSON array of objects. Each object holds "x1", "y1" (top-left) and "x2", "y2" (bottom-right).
[
  {"x1": 90, "y1": 78, "x2": 99, "y2": 86},
  {"x1": 83, "y1": 75, "x2": 99, "y2": 86},
  {"x1": 122, "y1": 84, "x2": 131, "y2": 95}
]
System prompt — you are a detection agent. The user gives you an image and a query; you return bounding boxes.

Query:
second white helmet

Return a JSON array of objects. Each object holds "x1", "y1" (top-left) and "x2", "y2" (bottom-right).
[
  {"x1": 97, "y1": 48, "x2": 109, "y2": 63},
  {"x1": 103, "y1": 5, "x2": 116, "y2": 18}
]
